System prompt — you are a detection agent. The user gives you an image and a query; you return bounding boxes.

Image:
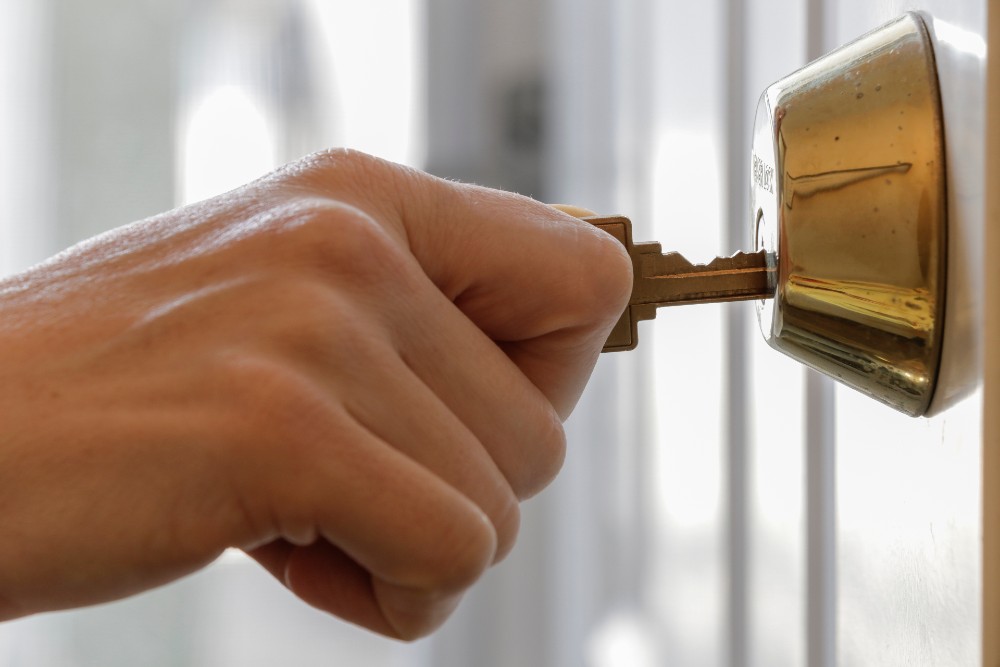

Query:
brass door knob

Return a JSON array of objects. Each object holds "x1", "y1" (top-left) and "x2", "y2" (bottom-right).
[{"x1": 751, "y1": 12, "x2": 947, "y2": 417}]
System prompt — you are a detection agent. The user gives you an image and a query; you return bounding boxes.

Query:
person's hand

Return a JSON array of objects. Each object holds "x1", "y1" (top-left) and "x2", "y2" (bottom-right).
[{"x1": 0, "y1": 150, "x2": 631, "y2": 639}]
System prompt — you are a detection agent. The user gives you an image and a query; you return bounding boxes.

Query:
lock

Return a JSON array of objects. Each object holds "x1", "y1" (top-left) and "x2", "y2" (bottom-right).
[{"x1": 751, "y1": 12, "x2": 946, "y2": 417}]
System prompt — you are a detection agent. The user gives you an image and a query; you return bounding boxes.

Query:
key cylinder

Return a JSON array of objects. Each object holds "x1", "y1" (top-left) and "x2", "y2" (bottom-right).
[{"x1": 751, "y1": 12, "x2": 947, "y2": 416}]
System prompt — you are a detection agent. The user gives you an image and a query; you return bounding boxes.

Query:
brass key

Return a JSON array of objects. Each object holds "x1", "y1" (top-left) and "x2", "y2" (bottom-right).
[{"x1": 587, "y1": 216, "x2": 776, "y2": 352}]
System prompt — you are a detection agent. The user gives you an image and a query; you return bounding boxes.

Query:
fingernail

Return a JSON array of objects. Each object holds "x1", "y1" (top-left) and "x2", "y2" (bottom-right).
[{"x1": 549, "y1": 204, "x2": 598, "y2": 218}]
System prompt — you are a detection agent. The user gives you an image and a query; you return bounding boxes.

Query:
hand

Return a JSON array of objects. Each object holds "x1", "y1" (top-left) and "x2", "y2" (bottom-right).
[{"x1": 0, "y1": 149, "x2": 631, "y2": 639}]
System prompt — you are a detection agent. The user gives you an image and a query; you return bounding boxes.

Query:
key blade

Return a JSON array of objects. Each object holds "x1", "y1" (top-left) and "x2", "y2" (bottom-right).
[
  {"x1": 583, "y1": 215, "x2": 776, "y2": 352},
  {"x1": 635, "y1": 250, "x2": 775, "y2": 307}
]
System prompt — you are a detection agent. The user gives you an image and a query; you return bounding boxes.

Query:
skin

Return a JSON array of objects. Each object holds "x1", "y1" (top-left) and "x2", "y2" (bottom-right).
[{"x1": 0, "y1": 149, "x2": 632, "y2": 640}]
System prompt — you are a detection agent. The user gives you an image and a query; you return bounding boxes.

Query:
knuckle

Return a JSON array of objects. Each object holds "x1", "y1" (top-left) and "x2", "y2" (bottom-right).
[
  {"x1": 316, "y1": 149, "x2": 387, "y2": 195},
  {"x1": 272, "y1": 148, "x2": 383, "y2": 185},
  {"x1": 433, "y1": 527, "x2": 495, "y2": 592},
  {"x1": 376, "y1": 494, "x2": 507, "y2": 639},
  {"x1": 273, "y1": 201, "x2": 377, "y2": 260},
  {"x1": 283, "y1": 148, "x2": 429, "y2": 209},
  {"x1": 209, "y1": 272, "x2": 395, "y2": 398},
  {"x1": 489, "y1": 493, "x2": 522, "y2": 563},
  {"x1": 269, "y1": 200, "x2": 415, "y2": 293},
  {"x1": 260, "y1": 275, "x2": 348, "y2": 346},
  {"x1": 216, "y1": 354, "x2": 324, "y2": 444},
  {"x1": 303, "y1": 147, "x2": 387, "y2": 179},
  {"x1": 399, "y1": 509, "x2": 496, "y2": 594},
  {"x1": 515, "y1": 408, "x2": 567, "y2": 499},
  {"x1": 252, "y1": 286, "x2": 396, "y2": 399},
  {"x1": 208, "y1": 355, "x2": 348, "y2": 542},
  {"x1": 373, "y1": 584, "x2": 464, "y2": 642}
]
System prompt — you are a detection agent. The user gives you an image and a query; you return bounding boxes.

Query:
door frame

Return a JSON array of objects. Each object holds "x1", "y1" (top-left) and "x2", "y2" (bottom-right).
[{"x1": 983, "y1": 5, "x2": 999, "y2": 665}]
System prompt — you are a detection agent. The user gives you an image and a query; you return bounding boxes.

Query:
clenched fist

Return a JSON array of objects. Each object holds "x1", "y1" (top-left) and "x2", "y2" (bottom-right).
[{"x1": 0, "y1": 150, "x2": 632, "y2": 639}]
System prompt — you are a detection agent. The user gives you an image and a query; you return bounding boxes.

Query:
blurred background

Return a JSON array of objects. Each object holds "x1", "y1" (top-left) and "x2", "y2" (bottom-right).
[
  {"x1": 0, "y1": 0, "x2": 986, "y2": 665},
  {"x1": 0, "y1": 0, "x2": 825, "y2": 665}
]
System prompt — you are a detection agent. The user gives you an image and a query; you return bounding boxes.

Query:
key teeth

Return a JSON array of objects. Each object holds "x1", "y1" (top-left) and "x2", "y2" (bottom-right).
[
  {"x1": 704, "y1": 250, "x2": 768, "y2": 269},
  {"x1": 646, "y1": 250, "x2": 767, "y2": 275},
  {"x1": 642, "y1": 251, "x2": 694, "y2": 276},
  {"x1": 633, "y1": 240, "x2": 666, "y2": 256}
]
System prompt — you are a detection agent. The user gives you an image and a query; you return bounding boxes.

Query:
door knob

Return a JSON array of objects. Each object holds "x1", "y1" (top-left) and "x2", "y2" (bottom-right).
[{"x1": 751, "y1": 12, "x2": 946, "y2": 417}]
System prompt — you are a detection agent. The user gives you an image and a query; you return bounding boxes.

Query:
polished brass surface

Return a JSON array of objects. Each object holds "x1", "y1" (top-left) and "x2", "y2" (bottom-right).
[
  {"x1": 589, "y1": 216, "x2": 775, "y2": 351},
  {"x1": 751, "y1": 12, "x2": 947, "y2": 416}
]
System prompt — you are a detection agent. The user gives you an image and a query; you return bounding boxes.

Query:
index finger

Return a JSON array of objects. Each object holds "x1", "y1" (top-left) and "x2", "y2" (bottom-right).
[{"x1": 275, "y1": 150, "x2": 633, "y2": 417}]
